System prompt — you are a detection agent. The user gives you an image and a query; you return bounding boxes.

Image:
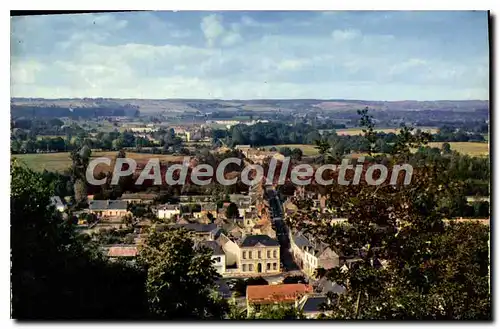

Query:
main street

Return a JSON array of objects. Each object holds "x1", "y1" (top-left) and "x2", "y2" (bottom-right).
[{"x1": 265, "y1": 188, "x2": 300, "y2": 272}]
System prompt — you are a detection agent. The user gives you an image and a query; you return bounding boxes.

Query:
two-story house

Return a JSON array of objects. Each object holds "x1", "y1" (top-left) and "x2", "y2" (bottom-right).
[
  {"x1": 238, "y1": 235, "x2": 280, "y2": 274},
  {"x1": 198, "y1": 240, "x2": 226, "y2": 275},
  {"x1": 290, "y1": 230, "x2": 340, "y2": 278}
]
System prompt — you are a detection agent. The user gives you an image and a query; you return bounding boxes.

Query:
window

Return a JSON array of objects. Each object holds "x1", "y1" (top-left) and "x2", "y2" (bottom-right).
[
  {"x1": 267, "y1": 250, "x2": 271, "y2": 258},
  {"x1": 267, "y1": 263, "x2": 271, "y2": 271},
  {"x1": 249, "y1": 264, "x2": 254, "y2": 271},
  {"x1": 213, "y1": 257, "x2": 221, "y2": 263},
  {"x1": 273, "y1": 263, "x2": 277, "y2": 270},
  {"x1": 249, "y1": 251, "x2": 253, "y2": 259},
  {"x1": 242, "y1": 264, "x2": 247, "y2": 272},
  {"x1": 273, "y1": 250, "x2": 277, "y2": 258},
  {"x1": 242, "y1": 251, "x2": 246, "y2": 259},
  {"x1": 258, "y1": 251, "x2": 261, "y2": 259}
]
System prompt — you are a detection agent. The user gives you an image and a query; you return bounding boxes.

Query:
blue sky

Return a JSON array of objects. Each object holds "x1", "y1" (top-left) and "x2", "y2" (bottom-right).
[{"x1": 11, "y1": 11, "x2": 489, "y2": 100}]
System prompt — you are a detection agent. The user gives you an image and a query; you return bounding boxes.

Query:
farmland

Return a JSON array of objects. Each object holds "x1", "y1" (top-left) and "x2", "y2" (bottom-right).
[
  {"x1": 263, "y1": 141, "x2": 488, "y2": 158},
  {"x1": 263, "y1": 144, "x2": 319, "y2": 156},
  {"x1": 12, "y1": 152, "x2": 185, "y2": 173},
  {"x1": 335, "y1": 127, "x2": 440, "y2": 136},
  {"x1": 426, "y1": 142, "x2": 489, "y2": 157}
]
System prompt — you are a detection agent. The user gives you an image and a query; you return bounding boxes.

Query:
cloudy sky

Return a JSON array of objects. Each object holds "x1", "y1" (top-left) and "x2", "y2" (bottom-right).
[{"x1": 11, "y1": 11, "x2": 489, "y2": 100}]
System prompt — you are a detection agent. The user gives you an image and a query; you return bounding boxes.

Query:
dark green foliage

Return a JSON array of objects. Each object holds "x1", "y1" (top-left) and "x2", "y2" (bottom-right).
[
  {"x1": 225, "y1": 202, "x2": 239, "y2": 219},
  {"x1": 138, "y1": 227, "x2": 229, "y2": 319}
]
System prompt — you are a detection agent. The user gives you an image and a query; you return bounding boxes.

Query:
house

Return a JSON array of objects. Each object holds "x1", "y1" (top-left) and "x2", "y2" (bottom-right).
[
  {"x1": 179, "y1": 195, "x2": 216, "y2": 203},
  {"x1": 107, "y1": 245, "x2": 138, "y2": 260},
  {"x1": 198, "y1": 240, "x2": 226, "y2": 274},
  {"x1": 315, "y1": 277, "x2": 347, "y2": 295},
  {"x1": 229, "y1": 194, "x2": 253, "y2": 217},
  {"x1": 120, "y1": 193, "x2": 156, "y2": 204},
  {"x1": 193, "y1": 203, "x2": 217, "y2": 219},
  {"x1": 50, "y1": 196, "x2": 66, "y2": 212},
  {"x1": 251, "y1": 217, "x2": 276, "y2": 239},
  {"x1": 246, "y1": 284, "x2": 313, "y2": 316},
  {"x1": 157, "y1": 204, "x2": 181, "y2": 219},
  {"x1": 169, "y1": 223, "x2": 218, "y2": 241},
  {"x1": 289, "y1": 230, "x2": 340, "y2": 278},
  {"x1": 238, "y1": 235, "x2": 280, "y2": 274},
  {"x1": 295, "y1": 294, "x2": 331, "y2": 318},
  {"x1": 235, "y1": 145, "x2": 252, "y2": 156},
  {"x1": 89, "y1": 200, "x2": 130, "y2": 218},
  {"x1": 216, "y1": 233, "x2": 240, "y2": 268}
]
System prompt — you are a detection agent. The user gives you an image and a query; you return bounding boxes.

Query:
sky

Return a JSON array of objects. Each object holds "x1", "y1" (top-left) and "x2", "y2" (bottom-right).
[{"x1": 10, "y1": 11, "x2": 489, "y2": 100}]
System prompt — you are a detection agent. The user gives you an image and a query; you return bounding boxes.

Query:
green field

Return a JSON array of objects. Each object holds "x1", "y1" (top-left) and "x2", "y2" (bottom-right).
[
  {"x1": 263, "y1": 144, "x2": 319, "y2": 156},
  {"x1": 426, "y1": 142, "x2": 489, "y2": 157},
  {"x1": 13, "y1": 152, "x2": 185, "y2": 173},
  {"x1": 335, "y1": 127, "x2": 439, "y2": 136},
  {"x1": 263, "y1": 141, "x2": 489, "y2": 158}
]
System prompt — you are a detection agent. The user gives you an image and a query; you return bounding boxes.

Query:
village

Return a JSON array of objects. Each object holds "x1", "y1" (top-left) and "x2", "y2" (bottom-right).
[{"x1": 50, "y1": 158, "x2": 358, "y2": 318}]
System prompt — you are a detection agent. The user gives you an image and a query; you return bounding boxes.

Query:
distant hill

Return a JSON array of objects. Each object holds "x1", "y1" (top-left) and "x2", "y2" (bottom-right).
[{"x1": 10, "y1": 98, "x2": 489, "y2": 117}]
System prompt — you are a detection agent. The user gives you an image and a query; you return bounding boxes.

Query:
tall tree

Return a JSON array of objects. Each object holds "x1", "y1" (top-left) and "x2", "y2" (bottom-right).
[
  {"x1": 288, "y1": 109, "x2": 490, "y2": 320},
  {"x1": 138, "y1": 227, "x2": 228, "y2": 319}
]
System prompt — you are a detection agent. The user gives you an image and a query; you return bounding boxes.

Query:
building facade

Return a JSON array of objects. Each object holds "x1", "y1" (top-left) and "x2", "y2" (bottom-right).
[{"x1": 238, "y1": 235, "x2": 280, "y2": 274}]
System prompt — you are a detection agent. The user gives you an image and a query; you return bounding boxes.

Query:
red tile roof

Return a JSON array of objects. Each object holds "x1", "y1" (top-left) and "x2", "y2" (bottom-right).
[
  {"x1": 107, "y1": 246, "x2": 138, "y2": 257},
  {"x1": 247, "y1": 284, "x2": 312, "y2": 305}
]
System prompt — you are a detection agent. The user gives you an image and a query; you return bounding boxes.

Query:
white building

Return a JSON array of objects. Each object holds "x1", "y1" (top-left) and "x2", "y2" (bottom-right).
[
  {"x1": 198, "y1": 241, "x2": 226, "y2": 275},
  {"x1": 157, "y1": 204, "x2": 180, "y2": 219}
]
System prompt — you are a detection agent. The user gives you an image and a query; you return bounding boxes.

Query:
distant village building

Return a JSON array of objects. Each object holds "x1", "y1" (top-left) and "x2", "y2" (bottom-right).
[
  {"x1": 120, "y1": 193, "x2": 156, "y2": 204},
  {"x1": 89, "y1": 200, "x2": 130, "y2": 218},
  {"x1": 157, "y1": 204, "x2": 181, "y2": 219}
]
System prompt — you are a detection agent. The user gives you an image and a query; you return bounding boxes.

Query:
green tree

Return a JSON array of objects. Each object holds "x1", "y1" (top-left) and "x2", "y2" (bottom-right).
[
  {"x1": 11, "y1": 160, "x2": 148, "y2": 319},
  {"x1": 291, "y1": 148, "x2": 303, "y2": 161},
  {"x1": 225, "y1": 202, "x2": 239, "y2": 219},
  {"x1": 138, "y1": 227, "x2": 228, "y2": 319},
  {"x1": 288, "y1": 109, "x2": 491, "y2": 320},
  {"x1": 249, "y1": 304, "x2": 305, "y2": 319}
]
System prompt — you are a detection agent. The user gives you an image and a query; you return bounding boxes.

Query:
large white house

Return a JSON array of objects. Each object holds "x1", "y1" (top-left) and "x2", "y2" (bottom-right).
[{"x1": 157, "y1": 204, "x2": 180, "y2": 219}]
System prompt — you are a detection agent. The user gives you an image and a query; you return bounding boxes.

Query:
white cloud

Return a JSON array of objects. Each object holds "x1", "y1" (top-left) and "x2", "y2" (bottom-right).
[
  {"x1": 331, "y1": 29, "x2": 361, "y2": 41},
  {"x1": 221, "y1": 31, "x2": 243, "y2": 46},
  {"x1": 200, "y1": 14, "x2": 225, "y2": 47},
  {"x1": 11, "y1": 59, "x2": 43, "y2": 84},
  {"x1": 200, "y1": 14, "x2": 242, "y2": 47}
]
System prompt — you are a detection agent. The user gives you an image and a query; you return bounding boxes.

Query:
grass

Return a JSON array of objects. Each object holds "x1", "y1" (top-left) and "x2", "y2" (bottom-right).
[
  {"x1": 335, "y1": 127, "x2": 439, "y2": 136},
  {"x1": 426, "y1": 142, "x2": 489, "y2": 157},
  {"x1": 263, "y1": 144, "x2": 319, "y2": 156},
  {"x1": 12, "y1": 151, "x2": 186, "y2": 173},
  {"x1": 263, "y1": 141, "x2": 488, "y2": 158}
]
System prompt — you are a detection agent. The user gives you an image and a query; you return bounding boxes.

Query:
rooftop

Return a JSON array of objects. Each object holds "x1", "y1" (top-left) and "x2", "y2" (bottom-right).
[
  {"x1": 120, "y1": 193, "x2": 157, "y2": 200},
  {"x1": 247, "y1": 284, "x2": 313, "y2": 305},
  {"x1": 158, "y1": 204, "x2": 180, "y2": 210},
  {"x1": 297, "y1": 294, "x2": 329, "y2": 314},
  {"x1": 89, "y1": 200, "x2": 128, "y2": 211},
  {"x1": 170, "y1": 223, "x2": 218, "y2": 233},
  {"x1": 240, "y1": 234, "x2": 280, "y2": 248},
  {"x1": 107, "y1": 245, "x2": 138, "y2": 258},
  {"x1": 198, "y1": 240, "x2": 225, "y2": 256}
]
